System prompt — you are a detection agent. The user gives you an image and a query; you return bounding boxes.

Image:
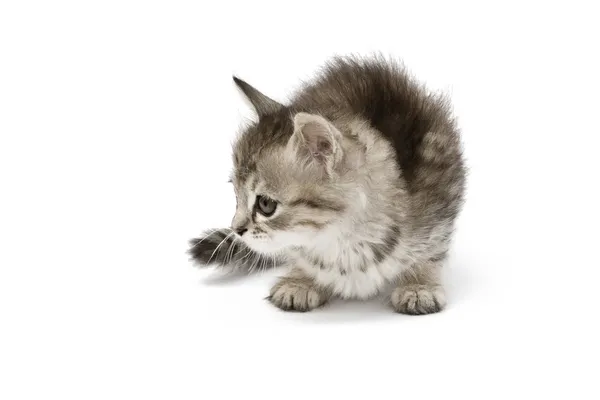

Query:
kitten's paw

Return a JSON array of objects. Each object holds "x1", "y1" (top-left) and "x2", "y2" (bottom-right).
[
  {"x1": 391, "y1": 284, "x2": 446, "y2": 315},
  {"x1": 188, "y1": 229, "x2": 235, "y2": 267},
  {"x1": 268, "y1": 278, "x2": 327, "y2": 312}
]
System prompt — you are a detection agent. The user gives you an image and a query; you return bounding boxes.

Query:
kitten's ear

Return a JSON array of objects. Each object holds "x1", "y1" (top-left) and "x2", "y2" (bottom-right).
[
  {"x1": 233, "y1": 76, "x2": 283, "y2": 117},
  {"x1": 291, "y1": 113, "x2": 343, "y2": 173}
]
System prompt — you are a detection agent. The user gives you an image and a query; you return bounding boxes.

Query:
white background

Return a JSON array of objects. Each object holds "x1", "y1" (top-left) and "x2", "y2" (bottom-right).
[{"x1": 1, "y1": 1, "x2": 599, "y2": 399}]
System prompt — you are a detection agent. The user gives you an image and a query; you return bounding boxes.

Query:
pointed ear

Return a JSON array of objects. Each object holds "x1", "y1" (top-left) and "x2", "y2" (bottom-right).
[
  {"x1": 233, "y1": 76, "x2": 283, "y2": 117},
  {"x1": 291, "y1": 113, "x2": 343, "y2": 172}
]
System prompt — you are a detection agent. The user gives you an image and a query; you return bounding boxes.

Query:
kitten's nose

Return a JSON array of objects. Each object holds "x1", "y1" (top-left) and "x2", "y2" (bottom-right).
[
  {"x1": 231, "y1": 214, "x2": 249, "y2": 236},
  {"x1": 235, "y1": 227, "x2": 248, "y2": 236}
]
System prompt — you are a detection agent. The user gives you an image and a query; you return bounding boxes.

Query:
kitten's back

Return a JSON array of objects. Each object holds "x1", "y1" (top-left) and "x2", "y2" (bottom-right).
[
  {"x1": 292, "y1": 57, "x2": 461, "y2": 189},
  {"x1": 292, "y1": 57, "x2": 465, "y2": 226}
]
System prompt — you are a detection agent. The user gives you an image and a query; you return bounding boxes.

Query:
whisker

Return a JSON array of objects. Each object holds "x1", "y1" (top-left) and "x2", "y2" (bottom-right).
[
  {"x1": 249, "y1": 251, "x2": 260, "y2": 273},
  {"x1": 189, "y1": 228, "x2": 222, "y2": 249},
  {"x1": 207, "y1": 231, "x2": 235, "y2": 264},
  {"x1": 225, "y1": 235, "x2": 239, "y2": 265},
  {"x1": 260, "y1": 256, "x2": 267, "y2": 273},
  {"x1": 239, "y1": 248, "x2": 252, "y2": 262}
]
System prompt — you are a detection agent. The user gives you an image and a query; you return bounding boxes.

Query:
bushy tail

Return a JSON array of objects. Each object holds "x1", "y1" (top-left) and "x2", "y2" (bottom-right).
[{"x1": 188, "y1": 228, "x2": 278, "y2": 272}]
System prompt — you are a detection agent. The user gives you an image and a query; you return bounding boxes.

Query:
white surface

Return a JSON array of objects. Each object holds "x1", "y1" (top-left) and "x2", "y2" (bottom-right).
[{"x1": 1, "y1": 1, "x2": 599, "y2": 399}]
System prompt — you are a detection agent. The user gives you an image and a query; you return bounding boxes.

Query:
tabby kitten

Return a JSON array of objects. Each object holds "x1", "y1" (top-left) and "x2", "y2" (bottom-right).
[{"x1": 189, "y1": 56, "x2": 465, "y2": 314}]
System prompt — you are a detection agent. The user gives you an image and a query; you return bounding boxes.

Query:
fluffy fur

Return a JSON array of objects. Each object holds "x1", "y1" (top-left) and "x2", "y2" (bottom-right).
[{"x1": 189, "y1": 56, "x2": 465, "y2": 314}]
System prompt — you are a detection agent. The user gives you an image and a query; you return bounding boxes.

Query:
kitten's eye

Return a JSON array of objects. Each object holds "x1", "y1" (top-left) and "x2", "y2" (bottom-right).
[{"x1": 256, "y1": 195, "x2": 277, "y2": 217}]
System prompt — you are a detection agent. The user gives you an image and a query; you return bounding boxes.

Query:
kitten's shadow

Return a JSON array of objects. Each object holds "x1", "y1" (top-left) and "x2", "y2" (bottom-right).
[
  {"x1": 298, "y1": 298, "x2": 399, "y2": 323},
  {"x1": 444, "y1": 253, "x2": 474, "y2": 306},
  {"x1": 200, "y1": 269, "x2": 277, "y2": 286},
  {"x1": 201, "y1": 270, "x2": 250, "y2": 285}
]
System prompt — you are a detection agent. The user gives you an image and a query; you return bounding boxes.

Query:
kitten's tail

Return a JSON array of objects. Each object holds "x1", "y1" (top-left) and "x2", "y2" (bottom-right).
[{"x1": 188, "y1": 228, "x2": 279, "y2": 273}]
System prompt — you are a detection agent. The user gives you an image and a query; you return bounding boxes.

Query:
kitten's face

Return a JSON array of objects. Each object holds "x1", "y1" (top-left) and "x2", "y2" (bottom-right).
[
  {"x1": 229, "y1": 113, "x2": 348, "y2": 256},
  {"x1": 230, "y1": 146, "x2": 345, "y2": 255},
  {"x1": 227, "y1": 78, "x2": 353, "y2": 255}
]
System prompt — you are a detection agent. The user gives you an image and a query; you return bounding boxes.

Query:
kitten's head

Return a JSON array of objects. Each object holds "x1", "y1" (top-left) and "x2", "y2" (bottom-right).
[{"x1": 229, "y1": 77, "x2": 355, "y2": 255}]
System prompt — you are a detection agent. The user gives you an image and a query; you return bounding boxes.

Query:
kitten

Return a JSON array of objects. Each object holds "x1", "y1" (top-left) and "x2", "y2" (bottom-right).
[{"x1": 189, "y1": 56, "x2": 465, "y2": 314}]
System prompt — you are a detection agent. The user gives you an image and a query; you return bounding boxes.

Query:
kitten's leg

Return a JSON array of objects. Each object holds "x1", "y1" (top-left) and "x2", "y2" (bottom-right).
[
  {"x1": 391, "y1": 259, "x2": 446, "y2": 315},
  {"x1": 188, "y1": 228, "x2": 277, "y2": 272},
  {"x1": 268, "y1": 268, "x2": 330, "y2": 312}
]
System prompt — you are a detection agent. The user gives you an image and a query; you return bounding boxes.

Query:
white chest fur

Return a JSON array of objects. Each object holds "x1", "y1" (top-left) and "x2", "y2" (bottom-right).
[{"x1": 295, "y1": 247, "x2": 410, "y2": 299}]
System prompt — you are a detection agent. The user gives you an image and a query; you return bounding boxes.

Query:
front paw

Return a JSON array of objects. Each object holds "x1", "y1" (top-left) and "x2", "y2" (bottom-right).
[
  {"x1": 188, "y1": 229, "x2": 235, "y2": 267},
  {"x1": 268, "y1": 278, "x2": 328, "y2": 312},
  {"x1": 391, "y1": 284, "x2": 446, "y2": 315}
]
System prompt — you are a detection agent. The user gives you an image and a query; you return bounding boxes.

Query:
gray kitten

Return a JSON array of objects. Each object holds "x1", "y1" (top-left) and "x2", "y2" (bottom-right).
[{"x1": 189, "y1": 56, "x2": 465, "y2": 314}]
